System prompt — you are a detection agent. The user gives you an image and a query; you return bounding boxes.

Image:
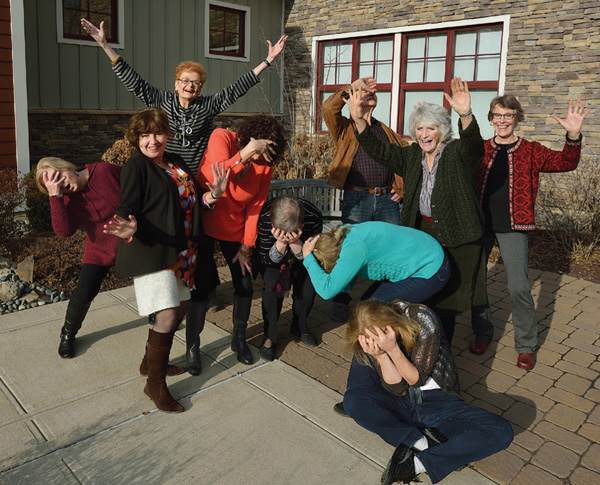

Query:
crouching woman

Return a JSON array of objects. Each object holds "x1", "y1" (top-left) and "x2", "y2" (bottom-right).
[{"x1": 344, "y1": 300, "x2": 513, "y2": 484}]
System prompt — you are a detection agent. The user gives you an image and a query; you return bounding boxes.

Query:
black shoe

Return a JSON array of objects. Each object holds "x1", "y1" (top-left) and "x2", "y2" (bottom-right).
[
  {"x1": 259, "y1": 344, "x2": 275, "y2": 361},
  {"x1": 421, "y1": 427, "x2": 447, "y2": 448},
  {"x1": 381, "y1": 443, "x2": 416, "y2": 485},
  {"x1": 290, "y1": 326, "x2": 318, "y2": 347},
  {"x1": 186, "y1": 343, "x2": 202, "y2": 376},
  {"x1": 58, "y1": 328, "x2": 76, "y2": 358},
  {"x1": 333, "y1": 401, "x2": 350, "y2": 417}
]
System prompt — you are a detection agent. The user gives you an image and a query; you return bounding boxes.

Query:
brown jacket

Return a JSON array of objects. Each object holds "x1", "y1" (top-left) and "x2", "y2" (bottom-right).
[{"x1": 322, "y1": 86, "x2": 408, "y2": 194}]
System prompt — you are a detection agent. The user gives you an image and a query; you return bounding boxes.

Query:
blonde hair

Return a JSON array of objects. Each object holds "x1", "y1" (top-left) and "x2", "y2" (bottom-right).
[
  {"x1": 312, "y1": 225, "x2": 350, "y2": 273},
  {"x1": 36, "y1": 157, "x2": 78, "y2": 195},
  {"x1": 346, "y1": 300, "x2": 420, "y2": 365}
]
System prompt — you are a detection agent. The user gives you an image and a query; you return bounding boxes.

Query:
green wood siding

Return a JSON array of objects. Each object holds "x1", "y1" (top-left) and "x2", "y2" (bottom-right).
[{"x1": 25, "y1": 0, "x2": 284, "y2": 113}]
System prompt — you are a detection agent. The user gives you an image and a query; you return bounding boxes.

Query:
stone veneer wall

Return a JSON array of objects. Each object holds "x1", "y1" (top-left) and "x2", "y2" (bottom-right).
[
  {"x1": 283, "y1": 0, "x2": 600, "y2": 158},
  {"x1": 27, "y1": 111, "x2": 261, "y2": 171}
]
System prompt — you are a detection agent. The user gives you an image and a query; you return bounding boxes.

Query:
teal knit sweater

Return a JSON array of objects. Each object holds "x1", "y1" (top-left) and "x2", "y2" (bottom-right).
[
  {"x1": 303, "y1": 222, "x2": 444, "y2": 300},
  {"x1": 355, "y1": 119, "x2": 485, "y2": 247}
]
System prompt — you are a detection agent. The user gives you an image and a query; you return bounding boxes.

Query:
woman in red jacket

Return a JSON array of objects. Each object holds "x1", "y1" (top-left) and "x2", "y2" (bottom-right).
[
  {"x1": 186, "y1": 115, "x2": 286, "y2": 370},
  {"x1": 36, "y1": 158, "x2": 122, "y2": 359},
  {"x1": 470, "y1": 95, "x2": 590, "y2": 370}
]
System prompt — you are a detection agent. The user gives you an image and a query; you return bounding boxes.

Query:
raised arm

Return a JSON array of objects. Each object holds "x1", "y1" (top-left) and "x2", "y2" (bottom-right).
[
  {"x1": 81, "y1": 19, "x2": 119, "y2": 62},
  {"x1": 444, "y1": 77, "x2": 473, "y2": 130},
  {"x1": 253, "y1": 35, "x2": 288, "y2": 77},
  {"x1": 552, "y1": 98, "x2": 591, "y2": 141}
]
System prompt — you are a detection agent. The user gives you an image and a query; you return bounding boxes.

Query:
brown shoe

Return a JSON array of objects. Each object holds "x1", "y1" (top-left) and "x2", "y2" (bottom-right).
[
  {"x1": 143, "y1": 329, "x2": 184, "y2": 413},
  {"x1": 517, "y1": 352, "x2": 535, "y2": 371},
  {"x1": 469, "y1": 340, "x2": 488, "y2": 356}
]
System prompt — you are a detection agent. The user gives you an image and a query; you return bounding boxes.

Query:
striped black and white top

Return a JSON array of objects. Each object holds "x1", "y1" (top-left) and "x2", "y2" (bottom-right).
[
  {"x1": 256, "y1": 198, "x2": 323, "y2": 269},
  {"x1": 113, "y1": 59, "x2": 260, "y2": 173}
]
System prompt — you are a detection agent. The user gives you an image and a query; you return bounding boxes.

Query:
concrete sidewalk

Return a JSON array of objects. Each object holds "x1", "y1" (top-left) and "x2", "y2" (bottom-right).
[
  {"x1": 0, "y1": 284, "x2": 490, "y2": 484},
  {"x1": 0, "y1": 261, "x2": 598, "y2": 484}
]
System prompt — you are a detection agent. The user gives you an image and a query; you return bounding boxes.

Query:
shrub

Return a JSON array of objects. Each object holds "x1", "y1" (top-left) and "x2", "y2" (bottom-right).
[
  {"x1": 23, "y1": 170, "x2": 52, "y2": 233},
  {"x1": 536, "y1": 155, "x2": 600, "y2": 261},
  {"x1": 273, "y1": 134, "x2": 335, "y2": 181},
  {"x1": 102, "y1": 138, "x2": 136, "y2": 166},
  {"x1": 0, "y1": 168, "x2": 25, "y2": 241}
]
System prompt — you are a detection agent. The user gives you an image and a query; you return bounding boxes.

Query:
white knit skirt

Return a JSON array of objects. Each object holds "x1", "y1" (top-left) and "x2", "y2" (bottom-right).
[{"x1": 133, "y1": 269, "x2": 191, "y2": 316}]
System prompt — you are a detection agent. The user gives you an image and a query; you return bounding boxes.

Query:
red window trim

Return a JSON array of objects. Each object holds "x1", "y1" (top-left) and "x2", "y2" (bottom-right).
[
  {"x1": 209, "y1": 4, "x2": 246, "y2": 58},
  {"x1": 62, "y1": 0, "x2": 118, "y2": 43}
]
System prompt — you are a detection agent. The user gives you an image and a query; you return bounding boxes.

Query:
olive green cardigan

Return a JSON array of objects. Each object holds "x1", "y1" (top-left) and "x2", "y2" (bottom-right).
[{"x1": 355, "y1": 118, "x2": 485, "y2": 247}]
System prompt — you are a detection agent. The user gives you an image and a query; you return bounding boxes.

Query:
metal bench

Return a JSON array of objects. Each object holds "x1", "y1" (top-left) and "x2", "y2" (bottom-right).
[{"x1": 268, "y1": 179, "x2": 342, "y2": 222}]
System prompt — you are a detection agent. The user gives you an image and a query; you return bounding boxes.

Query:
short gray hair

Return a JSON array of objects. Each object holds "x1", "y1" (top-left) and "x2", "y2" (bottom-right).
[
  {"x1": 408, "y1": 104, "x2": 453, "y2": 144},
  {"x1": 270, "y1": 196, "x2": 305, "y2": 232}
]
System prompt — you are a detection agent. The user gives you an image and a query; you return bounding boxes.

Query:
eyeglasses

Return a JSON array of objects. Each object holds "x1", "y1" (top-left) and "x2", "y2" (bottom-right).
[
  {"x1": 178, "y1": 79, "x2": 202, "y2": 88},
  {"x1": 492, "y1": 112, "x2": 516, "y2": 120}
]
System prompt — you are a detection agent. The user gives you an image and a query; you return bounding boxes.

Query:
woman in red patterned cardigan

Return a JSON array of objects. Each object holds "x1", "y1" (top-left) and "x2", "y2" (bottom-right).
[{"x1": 470, "y1": 95, "x2": 590, "y2": 371}]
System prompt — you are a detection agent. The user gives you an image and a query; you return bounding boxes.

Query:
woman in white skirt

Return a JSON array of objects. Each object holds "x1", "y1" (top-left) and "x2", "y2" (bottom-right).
[{"x1": 104, "y1": 107, "x2": 228, "y2": 413}]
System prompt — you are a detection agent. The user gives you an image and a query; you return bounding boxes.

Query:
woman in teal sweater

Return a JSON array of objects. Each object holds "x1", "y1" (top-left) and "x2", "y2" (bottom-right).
[{"x1": 303, "y1": 222, "x2": 450, "y2": 304}]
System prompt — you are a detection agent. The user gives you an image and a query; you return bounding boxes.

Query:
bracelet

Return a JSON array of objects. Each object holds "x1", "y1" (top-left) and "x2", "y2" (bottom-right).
[
  {"x1": 210, "y1": 191, "x2": 221, "y2": 200},
  {"x1": 238, "y1": 247, "x2": 253, "y2": 259},
  {"x1": 263, "y1": 58, "x2": 271, "y2": 67},
  {"x1": 459, "y1": 108, "x2": 472, "y2": 118},
  {"x1": 123, "y1": 236, "x2": 133, "y2": 244},
  {"x1": 111, "y1": 55, "x2": 122, "y2": 66}
]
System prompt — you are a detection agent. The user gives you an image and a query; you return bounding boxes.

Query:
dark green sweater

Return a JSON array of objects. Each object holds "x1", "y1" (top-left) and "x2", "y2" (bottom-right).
[{"x1": 356, "y1": 118, "x2": 485, "y2": 247}]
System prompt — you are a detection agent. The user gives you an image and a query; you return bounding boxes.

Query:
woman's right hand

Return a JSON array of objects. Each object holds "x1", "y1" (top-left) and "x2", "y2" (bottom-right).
[
  {"x1": 103, "y1": 214, "x2": 137, "y2": 239},
  {"x1": 302, "y1": 235, "x2": 320, "y2": 258},
  {"x1": 42, "y1": 170, "x2": 66, "y2": 197},
  {"x1": 81, "y1": 18, "x2": 106, "y2": 45},
  {"x1": 241, "y1": 138, "x2": 277, "y2": 164}
]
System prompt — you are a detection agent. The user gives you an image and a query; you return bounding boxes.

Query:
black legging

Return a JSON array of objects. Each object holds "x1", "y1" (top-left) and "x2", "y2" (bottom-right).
[{"x1": 72, "y1": 263, "x2": 112, "y2": 303}]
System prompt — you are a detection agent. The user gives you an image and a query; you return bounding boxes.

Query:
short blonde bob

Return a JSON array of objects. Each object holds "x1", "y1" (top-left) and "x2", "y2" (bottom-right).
[{"x1": 35, "y1": 157, "x2": 78, "y2": 195}]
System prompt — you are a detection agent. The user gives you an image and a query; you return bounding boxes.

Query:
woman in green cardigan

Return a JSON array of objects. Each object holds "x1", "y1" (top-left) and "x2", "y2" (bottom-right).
[{"x1": 345, "y1": 77, "x2": 486, "y2": 343}]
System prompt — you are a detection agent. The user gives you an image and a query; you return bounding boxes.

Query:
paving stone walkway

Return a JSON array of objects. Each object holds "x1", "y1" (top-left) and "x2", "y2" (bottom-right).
[{"x1": 209, "y1": 262, "x2": 600, "y2": 485}]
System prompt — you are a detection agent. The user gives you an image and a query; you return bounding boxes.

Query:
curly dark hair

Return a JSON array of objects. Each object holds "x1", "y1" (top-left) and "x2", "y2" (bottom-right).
[
  {"x1": 237, "y1": 115, "x2": 286, "y2": 165},
  {"x1": 125, "y1": 108, "x2": 172, "y2": 147}
]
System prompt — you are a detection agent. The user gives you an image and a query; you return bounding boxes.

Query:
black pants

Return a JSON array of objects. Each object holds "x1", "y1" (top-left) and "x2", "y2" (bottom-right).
[
  {"x1": 72, "y1": 263, "x2": 111, "y2": 303},
  {"x1": 261, "y1": 263, "x2": 316, "y2": 344}
]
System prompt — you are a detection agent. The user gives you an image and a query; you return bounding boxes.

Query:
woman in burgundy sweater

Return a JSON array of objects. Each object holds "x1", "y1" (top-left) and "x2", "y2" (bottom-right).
[{"x1": 36, "y1": 158, "x2": 124, "y2": 360}]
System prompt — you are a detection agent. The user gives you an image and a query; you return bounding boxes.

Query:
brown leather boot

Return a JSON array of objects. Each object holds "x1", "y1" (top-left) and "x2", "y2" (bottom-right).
[
  {"x1": 143, "y1": 329, "x2": 184, "y2": 413},
  {"x1": 139, "y1": 344, "x2": 186, "y2": 377}
]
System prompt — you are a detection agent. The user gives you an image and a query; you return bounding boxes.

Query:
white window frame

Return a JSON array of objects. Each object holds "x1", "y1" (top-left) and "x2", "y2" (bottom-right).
[
  {"x1": 205, "y1": 0, "x2": 251, "y2": 63},
  {"x1": 56, "y1": 0, "x2": 125, "y2": 48},
  {"x1": 311, "y1": 15, "x2": 511, "y2": 134}
]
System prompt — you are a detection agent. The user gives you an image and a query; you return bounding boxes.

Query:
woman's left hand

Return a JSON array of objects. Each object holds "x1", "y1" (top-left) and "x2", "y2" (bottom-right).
[
  {"x1": 444, "y1": 77, "x2": 471, "y2": 116},
  {"x1": 205, "y1": 162, "x2": 230, "y2": 201},
  {"x1": 364, "y1": 325, "x2": 398, "y2": 354},
  {"x1": 302, "y1": 235, "x2": 320, "y2": 258},
  {"x1": 553, "y1": 98, "x2": 591, "y2": 140},
  {"x1": 233, "y1": 247, "x2": 252, "y2": 276},
  {"x1": 103, "y1": 214, "x2": 137, "y2": 239},
  {"x1": 266, "y1": 35, "x2": 288, "y2": 62},
  {"x1": 358, "y1": 334, "x2": 385, "y2": 356}
]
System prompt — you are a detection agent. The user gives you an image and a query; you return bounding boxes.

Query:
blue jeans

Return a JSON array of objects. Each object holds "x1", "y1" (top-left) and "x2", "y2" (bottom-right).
[
  {"x1": 360, "y1": 252, "x2": 451, "y2": 303},
  {"x1": 472, "y1": 231, "x2": 537, "y2": 353},
  {"x1": 344, "y1": 359, "x2": 513, "y2": 484}
]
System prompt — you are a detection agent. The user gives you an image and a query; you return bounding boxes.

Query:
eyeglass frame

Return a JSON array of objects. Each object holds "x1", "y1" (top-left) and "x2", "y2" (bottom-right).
[
  {"x1": 177, "y1": 78, "x2": 203, "y2": 88},
  {"x1": 492, "y1": 112, "x2": 516, "y2": 120}
]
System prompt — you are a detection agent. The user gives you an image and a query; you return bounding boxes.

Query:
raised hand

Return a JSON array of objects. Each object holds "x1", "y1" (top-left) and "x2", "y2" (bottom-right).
[
  {"x1": 553, "y1": 98, "x2": 591, "y2": 140},
  {"x1": 103, "y1": 214, "x2": 137, "y2": 239},
  {"x1": 302, "y1": 235, "x2": 321, "y2": 258},
  {"x1": 266, "y1": 35, "x2": 288, "y2": 62},
  {"x1": 244, "y1": 137, "x2": 277, "y2": 164},
  {"x1": 205, "y1": 162, "x2": 230, "y2": 201},
  {"x1": 343, "y1": 86, "x2": 370, "y2": 133},
  {"x1": 81, "y1": 18, "x2": 106, "y2": 45},
  {"x1": 351, "y1": 76, "x2": 377, "y2": 93},
  {"x1": 444, "y1": 77, "x2": 471, "y2": 116},
  {"x1": 42, "y1": 169, "x2": 66, "y2": 196}
]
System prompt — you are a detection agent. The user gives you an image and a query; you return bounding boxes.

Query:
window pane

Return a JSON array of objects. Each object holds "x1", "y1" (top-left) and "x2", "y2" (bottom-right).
[
  {"x1": 210, "y1": 9, "x2": 224, "y2": 27},
  {"x1": 64, "y1": 9, "x2": 81, "y2": 36},
  {"x1": 373, "y1": 91, "x2": 391, "y2": 126},
  {"x1": 358, "y1": 63, "x2": 374, "y2": 79},
  {"x1": 322, "y1": 64, "x2": 335, "y2": 85},
  {"x1": 450, "y1": 89, "x2": 497, "y2": 139},
  {"x1": 402, "y1": 91, "x2": 444, "y2": 136},
  {"x1": 406, "y1": 36, "x2": 425, "y2": 58},
  {"x1": 454, "y1": 57, "x2": 475, "y2": 81},
  {"x1": 359, "y1": 40, "x2": 375, "y2": 62},
  {"x1": 225, "y1": 13, "x2": 241, "y2": 35},
  {"x1": 405, "y1": 60, "x2": 424, "y2": 82},
  {"x1": 320, "y1": 91, "x2": 349, "y2": 131},
  {"x1": 322, "y1": 43, "x2": 336, "y2": 63},
  {"x1": 478, "y1": 27, "x2": 502, "y2": 54},
  {"x1": 375, "y1": 61, "x2": 392, "y2": 83},
  {"x1": 476, "y1": 55, "x2": 500, "y2": 81},
  {"x1": 427, "y1": 34, "x2": 447, "y2": 57},
  {"x1": 425, "y1": 59, "x2": 445, "y2": 82},
  {"x1": 454, "y1": 31, "x2": 476, "y2": 56},
  {"x1": 65, "y1": 0, "x2": 82, "y2": 8},
  {"x1": 338, "y1": 42, "x2": 353, "y2": 63},
  {"x1": 376, "y1": 39, "x2": 394, "y2": 60},
  {"x1": 90, "y1": 0, "x2": 111, "y2": 12},
  {"x1": 337, "y1": 64, "x2": 352, "y2": 85}
]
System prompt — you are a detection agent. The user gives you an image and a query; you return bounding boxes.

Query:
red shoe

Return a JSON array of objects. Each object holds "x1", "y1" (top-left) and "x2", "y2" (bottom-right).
[
  {"x1": 517, "y1": 353, "x2": 535, "y2": 371},
  {"x1": 469, "y1": 340, "x2": 488, "y2": 355}
]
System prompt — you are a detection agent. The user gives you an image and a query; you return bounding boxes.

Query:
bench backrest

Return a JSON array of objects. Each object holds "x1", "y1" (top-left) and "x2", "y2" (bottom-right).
[{"x1": 268, "y1": 179, "x2": 342, "y2": 220}]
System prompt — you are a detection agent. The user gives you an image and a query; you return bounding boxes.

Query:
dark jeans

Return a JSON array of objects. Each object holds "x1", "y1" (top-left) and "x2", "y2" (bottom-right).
[
  {"x1": 261, "y1": 263, "x2": 316, "y2": 344},
  {"x1": 72, "y1": 263, "x2": 111, "y2": 303},
  {"x1": 360, "y1": 252, "x2": 451, "y2": 303},
  {"x1": 343, "y1": 358, "x2": 513, "y2": 484}
]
